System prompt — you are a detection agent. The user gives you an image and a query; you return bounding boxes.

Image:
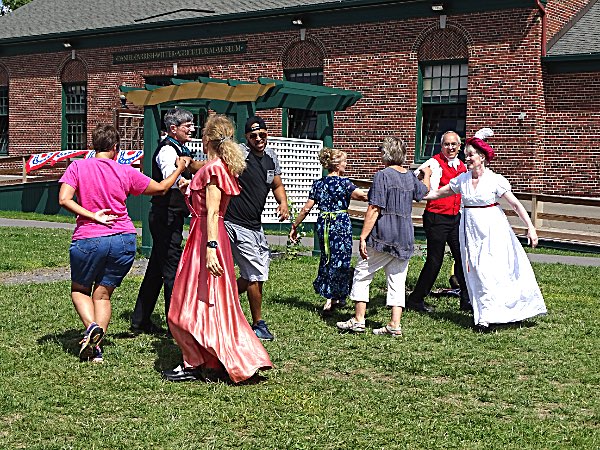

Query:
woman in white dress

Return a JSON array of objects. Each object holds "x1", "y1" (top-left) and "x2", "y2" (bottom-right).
[{"x1": 424, "y1": 134, "x2": 547, "y2": 329}]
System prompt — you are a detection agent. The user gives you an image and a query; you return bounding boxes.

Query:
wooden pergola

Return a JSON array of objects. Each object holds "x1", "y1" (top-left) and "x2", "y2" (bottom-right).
[{"x1": 120, "y1": 76, "x2": 362, "y2": 253}]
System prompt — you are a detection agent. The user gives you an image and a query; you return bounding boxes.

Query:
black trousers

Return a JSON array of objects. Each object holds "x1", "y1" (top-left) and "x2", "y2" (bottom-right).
[
  {"x1": 408, "y1": 210, "x2": 469, "y2": 304},
  {"x1": 131, "y1": 205, "x2": 185, "y2": 328}
]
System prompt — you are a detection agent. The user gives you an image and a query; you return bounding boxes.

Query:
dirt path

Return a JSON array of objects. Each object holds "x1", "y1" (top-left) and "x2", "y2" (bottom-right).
[{"x1": 0, "y1": 259, "x2": 149, "y2": 285}]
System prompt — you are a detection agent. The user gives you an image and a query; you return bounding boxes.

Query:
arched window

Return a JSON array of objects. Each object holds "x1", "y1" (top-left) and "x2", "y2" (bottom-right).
[
  {"x1": 282, "y1": 38, "x2": 325, "y2": 139},
  {"x1": 61, "y1": 60, "x2": 87, "y2": 150},
  {"x1": 0, "y1": 66, "x2": 8, "y2": 155},
  {"x1": 415, "y1": 25, "x2": 470, "y2": 161}
]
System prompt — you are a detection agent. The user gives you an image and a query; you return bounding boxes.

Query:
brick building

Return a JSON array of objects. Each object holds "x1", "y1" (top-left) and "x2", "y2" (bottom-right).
[{"x1": 0, "y1": 0, "x2": 598, "y2": 196}]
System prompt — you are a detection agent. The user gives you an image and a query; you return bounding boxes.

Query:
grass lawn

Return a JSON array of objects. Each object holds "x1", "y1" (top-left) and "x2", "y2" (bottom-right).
[
  {"x1": 0, "y1": 227, "x2": 71, "y2": 271},
  {"x1": 0, "y1": 227, "x2": 599, "y2": 449}
]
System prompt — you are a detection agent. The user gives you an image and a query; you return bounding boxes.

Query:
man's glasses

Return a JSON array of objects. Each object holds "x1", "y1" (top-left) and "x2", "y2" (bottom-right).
[
  {"x1": 249, "y1": 132, "x2": 267, "y2": 140},
  {"x1": 443, "y1": 142, "x2": 459, "y2": 147},
  {"x1": 179, "y1": 123, "x2": 195, "y2": 129}
]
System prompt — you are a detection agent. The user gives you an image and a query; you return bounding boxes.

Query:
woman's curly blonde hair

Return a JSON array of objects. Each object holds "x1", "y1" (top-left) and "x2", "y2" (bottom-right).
[
  {"x1": 203, "y1": 115, "x2": 246, "y2": 176},
  {"x1": 319, "y1": 147, "x2": 347, "y2": 171}
]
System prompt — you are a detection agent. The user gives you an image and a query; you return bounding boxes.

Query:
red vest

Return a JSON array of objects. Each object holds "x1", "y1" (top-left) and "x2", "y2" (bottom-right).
[{"x1": 426, "y1": 153, "x2": 466, "y2": 216}]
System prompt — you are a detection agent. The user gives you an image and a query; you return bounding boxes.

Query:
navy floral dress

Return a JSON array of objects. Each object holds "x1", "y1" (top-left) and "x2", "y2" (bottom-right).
[{"x1": 308, "y1": 176, "x2": 357, "y2": 300}]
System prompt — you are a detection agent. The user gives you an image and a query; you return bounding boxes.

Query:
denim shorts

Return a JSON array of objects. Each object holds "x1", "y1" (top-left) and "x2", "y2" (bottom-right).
[{"x1": 69, "y1": 233, "x2": 137, "y2": 288}]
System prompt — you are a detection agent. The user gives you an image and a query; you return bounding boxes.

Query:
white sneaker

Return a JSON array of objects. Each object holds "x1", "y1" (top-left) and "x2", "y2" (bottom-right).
[
  {"x1": 372, "y1": 325, "x2": 402, "y2": 337},
  {"x1": 336, "y1": 317, "x2": 365, "y2": 333}
]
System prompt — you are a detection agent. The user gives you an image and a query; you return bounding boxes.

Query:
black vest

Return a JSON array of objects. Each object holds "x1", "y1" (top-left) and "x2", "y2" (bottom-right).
[{"x1": 150, "y1": 137, "x2": 191, "y2": 214}]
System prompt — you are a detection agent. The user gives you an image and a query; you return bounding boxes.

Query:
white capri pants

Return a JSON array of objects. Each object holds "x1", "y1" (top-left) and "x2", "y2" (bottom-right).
[{"x1": 349, "y1": 247, "x2": 409, "y2": 307}]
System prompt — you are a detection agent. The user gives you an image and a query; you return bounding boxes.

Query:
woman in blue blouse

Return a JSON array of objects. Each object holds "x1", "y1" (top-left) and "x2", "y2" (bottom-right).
[
  {"x1": 290, "y1": 147, "x2": 368, "y2": 314},
  {"x1": 337, "y1": 137, "x2": 431, "y2": 337}
]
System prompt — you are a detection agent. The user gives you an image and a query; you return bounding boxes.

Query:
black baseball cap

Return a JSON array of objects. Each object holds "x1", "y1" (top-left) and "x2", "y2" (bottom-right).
[{"x1": 245, "y1": 116, "x2": 267, "y2": 134}]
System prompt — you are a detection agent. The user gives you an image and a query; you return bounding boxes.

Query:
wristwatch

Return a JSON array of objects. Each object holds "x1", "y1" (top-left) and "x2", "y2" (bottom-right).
[{"x1": 207, "y1": 240, "x2": 218, "y2": 248}]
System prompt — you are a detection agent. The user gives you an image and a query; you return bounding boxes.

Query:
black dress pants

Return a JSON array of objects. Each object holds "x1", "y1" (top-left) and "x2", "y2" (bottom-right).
[
  {"x1": 408, "y1": 210, "x2": 468, "y2": 304},
  {"x1": 131, "y1": 205, "x2": 185, "y2": 328}
]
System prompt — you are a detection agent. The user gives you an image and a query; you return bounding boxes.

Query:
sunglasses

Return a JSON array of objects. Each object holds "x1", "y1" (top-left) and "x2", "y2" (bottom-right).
[{"x1": 248, "y1": 132, "x2": 267, "y2": 140}]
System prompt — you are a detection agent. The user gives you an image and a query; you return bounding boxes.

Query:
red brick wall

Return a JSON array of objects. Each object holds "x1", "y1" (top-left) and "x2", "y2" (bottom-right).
[
  {"x1": 543, "y1": 71, "x2": 600, "y2": 196},
  {"x1": 545, "y1": 0, "x2": 590, "y2": 42},
  {"x1": 0, "y1": 4, "x2": 598, "y2": 196}
]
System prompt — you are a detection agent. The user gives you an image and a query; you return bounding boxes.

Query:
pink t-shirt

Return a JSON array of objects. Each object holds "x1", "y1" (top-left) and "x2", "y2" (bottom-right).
[{"x1": 59, "y1": 158, "x2": 151, "y2": 240}]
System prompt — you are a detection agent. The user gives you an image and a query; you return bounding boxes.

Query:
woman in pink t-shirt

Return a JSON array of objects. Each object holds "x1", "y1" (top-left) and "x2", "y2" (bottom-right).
[{"x1": 59, "y1": 125, "x2": 189, "y2": 363}]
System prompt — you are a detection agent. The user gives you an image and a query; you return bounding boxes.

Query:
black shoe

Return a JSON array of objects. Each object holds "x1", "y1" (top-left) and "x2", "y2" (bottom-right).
[
  {"x1": 130, "y1": 322, "x2": 166, "y2": 335},
  {"x1": 405, "y1": 300, "x2": 435, "y2": 313},
  {"x1": 161, "y1": 365, "x2": 203, "y2": 382}
]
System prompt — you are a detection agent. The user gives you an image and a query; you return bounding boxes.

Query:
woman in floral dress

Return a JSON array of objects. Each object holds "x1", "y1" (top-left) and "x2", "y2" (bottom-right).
[{"x1": 290, "y1": 147, "x2": 368, "y2": 313}]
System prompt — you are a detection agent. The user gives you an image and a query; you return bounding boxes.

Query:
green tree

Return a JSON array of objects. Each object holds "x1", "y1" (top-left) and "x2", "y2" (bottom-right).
[{"x1": 3, "y1": 0, "x2": 33, "y2": 11}]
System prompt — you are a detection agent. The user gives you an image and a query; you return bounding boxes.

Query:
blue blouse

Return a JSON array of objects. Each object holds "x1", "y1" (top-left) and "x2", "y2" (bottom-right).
[{"x1": 366, "y1": 167, "x2": 428, "y2": 259}]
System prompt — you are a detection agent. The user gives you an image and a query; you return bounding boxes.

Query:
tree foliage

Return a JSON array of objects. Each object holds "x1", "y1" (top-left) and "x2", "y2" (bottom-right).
[{"x1": 3, "y1": 0, "x2": 33, "y2": 11}]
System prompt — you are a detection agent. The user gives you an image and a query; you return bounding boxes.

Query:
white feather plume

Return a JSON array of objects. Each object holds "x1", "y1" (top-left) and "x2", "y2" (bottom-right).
[{"x1": 474, "y1": 127, "x2": 494, "y2": 140}]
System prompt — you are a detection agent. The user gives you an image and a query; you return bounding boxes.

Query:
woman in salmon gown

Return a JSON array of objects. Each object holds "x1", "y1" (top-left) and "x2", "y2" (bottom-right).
[{"x1": 162, "y1": 115, "x2": 273, "y2": 383}]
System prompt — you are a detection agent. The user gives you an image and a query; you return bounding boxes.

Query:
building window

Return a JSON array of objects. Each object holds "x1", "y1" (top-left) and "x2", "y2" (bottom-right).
[
  {"x1": 285, "y1": 69, "x2": 323, "y2": 140},
  {"x1": 62, "y1": 83, "x2": 87, "y2": 150},
  {"x1": 418, "y1": 62, "x2": 468, "y2": 161},
  {"x1": 0, "y1": 85, "x2": 7, "y2": 155}
]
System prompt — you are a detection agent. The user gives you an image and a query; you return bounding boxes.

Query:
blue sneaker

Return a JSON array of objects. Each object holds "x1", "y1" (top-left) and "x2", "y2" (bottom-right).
[
  {"x1": 91, "y1": 345, "x2": 103, "y2": 363},
  {"x1": 252, "y1": 320, "x2": 274, "y2": 341},
  {"x1": 79, "y1": 322, "x2": 104, "y2": 361}
]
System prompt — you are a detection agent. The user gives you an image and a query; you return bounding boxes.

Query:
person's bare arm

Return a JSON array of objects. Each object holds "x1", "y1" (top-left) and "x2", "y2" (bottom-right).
[
  {"x1": 350, "y1": 189, "x2": 368, "y2": 201},
  {"x1": 188, "y1": 159, "x2": 206, "y2": 174},
  {"x1": 419, "y1": 166, "x2": 432, "y2": 192},
  {"x1": 205, "y1": 180, "x2": 224, "y2": 276},
  {"x1": 142, "y1": 157, "x2": 189, "y2": 196},
  {"x1": 272, "y1": 175, "x2": 289, "y2": 221},
  {"x1": 503, "y1": 190, "x2": 538, "y2": 248},
  {"x1": 289, "y1": 199, "x2": 315, "y2": 242},
  {"x1": 423, "y1": 184, "x2": 454, "y2": 201},
  {"x1": 359, "y1": 204, "x2": 380, "y2": 259}
]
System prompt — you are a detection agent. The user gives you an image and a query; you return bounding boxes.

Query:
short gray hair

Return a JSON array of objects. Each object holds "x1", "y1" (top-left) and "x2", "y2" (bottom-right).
[
  {"x1": 440, "y1": 131, "x2": 461, "y2": 146},
  {"x1": 164, "y1": 108, "x2": 194, "y2": 129},
  {"x1": 380, "y1": 136, "x2": 407, "y2": 166}
]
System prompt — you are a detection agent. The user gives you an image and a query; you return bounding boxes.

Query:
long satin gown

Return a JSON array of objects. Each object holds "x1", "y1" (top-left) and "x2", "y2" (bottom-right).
[{"x1": 168, "y1": 158, "x2": 273, "y2": 383}]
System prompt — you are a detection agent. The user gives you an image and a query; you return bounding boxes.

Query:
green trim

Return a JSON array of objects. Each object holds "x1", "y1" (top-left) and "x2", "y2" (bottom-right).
[
  {"x1": 0, "y1": 85, "x2": 7, "y2": 156},
  {"x1": 60, "y1": 86, "x2": 66, "y2": 150},
  {"x1": 61, "y1": 83, "x2": 87, "y2": 151},
  {"x1": 281, "y1": 107, "x2": 289, "y2": 137},
  {"x1": 140, "y1": 106, "x2": 161, "y2": 257},
  {"x1": 415, "y1": 63, "x2": 424, "y2": 163},
  {"x1": 0, "y1": 1, "x2": 536, "y2": 57},
  {"x1": 317, "y1": 111, "x2": 334, "y2": 148},
  {"x1": 543, "y1": 54, "x2": 600, "y2": 74}
]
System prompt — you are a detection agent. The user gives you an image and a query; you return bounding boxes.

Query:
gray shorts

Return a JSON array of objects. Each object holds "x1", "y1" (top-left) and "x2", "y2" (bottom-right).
[{"x1": 224, "y1": 221, "x2": 270, "y2": 282}]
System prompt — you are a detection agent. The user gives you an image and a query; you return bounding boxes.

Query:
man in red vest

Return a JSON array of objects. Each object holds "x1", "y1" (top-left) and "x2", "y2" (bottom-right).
[{"x1": 407, "y1": 131, "x2": 471, "y2": 313}]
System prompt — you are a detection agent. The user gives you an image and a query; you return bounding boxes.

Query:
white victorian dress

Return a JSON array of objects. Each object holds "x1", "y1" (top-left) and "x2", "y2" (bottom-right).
[{"x1": 449, "y1": 169, "x2": 547, "y2": 327}]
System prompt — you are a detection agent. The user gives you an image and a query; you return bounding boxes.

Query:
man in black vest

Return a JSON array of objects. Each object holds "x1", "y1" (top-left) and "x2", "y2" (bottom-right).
[
  {"x1": 131, "y1": 108, "x2": 202, "y2": 334},
  {"x1": 224, "y1": 116, "x2": 289, "y2": 341}
]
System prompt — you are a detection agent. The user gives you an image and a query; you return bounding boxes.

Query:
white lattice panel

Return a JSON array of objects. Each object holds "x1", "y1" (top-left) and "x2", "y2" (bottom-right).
[
  {"x1": 187, "y1": 137, "x2": 322, "y2": 224},
  {"x1": 263, "y1": 137, "x2": 322, "y2": 224},
  {"x1": 188, "y1": 139, "x2": 207, "y2": 160}
]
